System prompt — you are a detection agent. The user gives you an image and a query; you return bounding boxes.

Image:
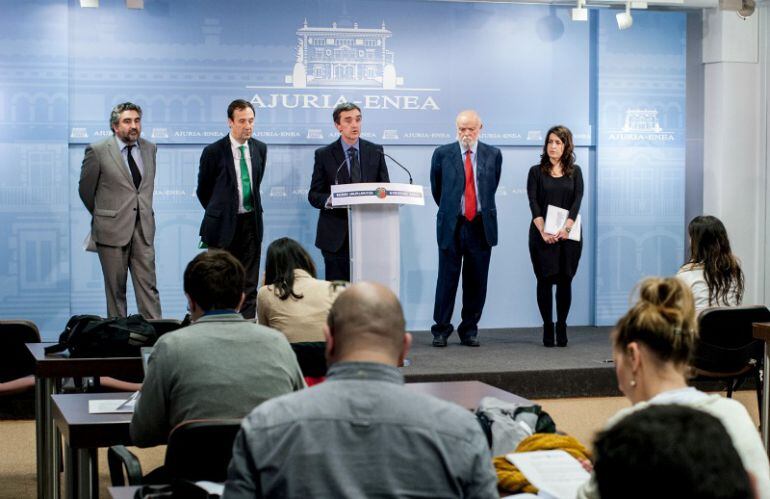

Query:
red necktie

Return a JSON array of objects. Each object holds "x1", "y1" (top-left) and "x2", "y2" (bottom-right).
[{"x1": 464, "y1": 149, "x2": 477, "y2": 221}]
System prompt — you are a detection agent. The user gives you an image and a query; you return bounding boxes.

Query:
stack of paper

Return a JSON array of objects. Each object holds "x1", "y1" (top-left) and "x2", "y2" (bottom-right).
[
  {"x1": 544, "y1": 205, "x2": 581, "y2": 242},
  {"x1": 505, "y1": 450, "x2": 590, "y2": 499}
]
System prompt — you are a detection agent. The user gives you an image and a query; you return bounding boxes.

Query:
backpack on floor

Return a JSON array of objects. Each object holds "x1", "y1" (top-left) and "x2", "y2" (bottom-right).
[{"x1": 44, "y1": 314, "x2": 157, "y2": 358}]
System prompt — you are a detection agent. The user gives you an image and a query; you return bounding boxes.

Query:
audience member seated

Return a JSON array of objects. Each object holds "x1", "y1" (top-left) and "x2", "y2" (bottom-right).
[
  {"x1": 577, "y1": 276, "x2": 770, "y2": 499},
  {"x1": 130, "y1": 250, "x2": 304, "y2": 447},
  {"x1": 224, "y1": 282, "x2": 498, "y2": 499},
  {"x1": 677, "y1": 215, "x2": 744, "y2": 313},
  {"x1": 257, "y1": 237, "x2": 345, "y2": 343},
  {"x1": 593, "y1": 404, "x2": 756, "y2": 499}
]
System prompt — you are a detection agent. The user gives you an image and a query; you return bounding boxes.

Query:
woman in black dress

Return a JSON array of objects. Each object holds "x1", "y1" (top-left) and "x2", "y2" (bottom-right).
[{"x1": 527, "y1": 125, "x2": 583, "y2": 347}]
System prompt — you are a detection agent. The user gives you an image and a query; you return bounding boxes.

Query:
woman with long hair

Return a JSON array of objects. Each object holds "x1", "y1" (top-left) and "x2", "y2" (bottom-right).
[
  {"x1": 677, "y1": 215, "x2": 744, "y2": 312},
  {"x1": 257, "y1": 237, "x2": 344, "y2": 343},
  {"x1": 527, "y1": 125, "x2": 584, "y2": 347},
  {"x1": 576, "y1": 277, "x2": 769, "y2": 498}
]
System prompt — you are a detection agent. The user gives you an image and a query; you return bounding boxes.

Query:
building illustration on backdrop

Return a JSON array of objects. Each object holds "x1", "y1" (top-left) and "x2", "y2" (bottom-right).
[
  {"x1": 622, "y1": 108, "x2": 662, "y2": 132},
  {"x1": 287, "y1": 19, "x2": 404, "y2": 89}
]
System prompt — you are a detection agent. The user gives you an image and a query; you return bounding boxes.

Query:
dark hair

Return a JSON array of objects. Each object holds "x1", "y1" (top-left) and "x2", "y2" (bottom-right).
[
  {"x1": 183, "y1": 250, "x2": 245, "y2": 311},
  {"x1": 109, "y1": 102, "x2": 142, "y2": 130},
  {"x1": 686, "y1": 215, "x2": 744, "y2": 306},
  {"x1": 263, "y1": 238, "x2": 317, "y2": 300},
  {"x1": 333, "y1": 102, "x2": 361, "y2": 124},
  {"x1": 227, "y1": 99, "x2": 255, "y2": 120},
  {"x1": 539, "y1": 125, "x2": 576, "y2": 177},
  {"x1": 614, "y1": 277, "x2": 698, "y2": 366},
  {"x1": 594, "y1": 404, "x2": 752, "y2": 499}
]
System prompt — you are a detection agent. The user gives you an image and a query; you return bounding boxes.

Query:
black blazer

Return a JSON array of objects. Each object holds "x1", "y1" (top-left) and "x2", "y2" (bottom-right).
[
  {"x1": 196, "y1": 135, "x2": 266, "y2": 248},
  {"x1": 308, "y1": 138, "x2": 390, "y2": 252},
  {"x1": 430, "y1": 141, "x2": 502, "y2": 250}
]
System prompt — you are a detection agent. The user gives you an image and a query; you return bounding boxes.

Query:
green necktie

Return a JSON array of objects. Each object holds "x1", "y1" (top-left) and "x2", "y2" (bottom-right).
[{"x1": 239, "y1": 144, "x2": 254, "y2": 212}]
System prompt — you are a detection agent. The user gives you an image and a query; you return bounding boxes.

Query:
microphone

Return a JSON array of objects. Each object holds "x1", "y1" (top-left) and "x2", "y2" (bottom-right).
[
  {"x1": 333, "y1": 155, "x2": 349, "y2": 186},
  {"x1": 380, "y1": 150, "x2": 413, "y2": 184}
]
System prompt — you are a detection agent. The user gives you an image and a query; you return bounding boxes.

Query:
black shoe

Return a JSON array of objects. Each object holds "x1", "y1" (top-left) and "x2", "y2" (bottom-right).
[
  {"x1": 432, "y1": 335, "x2": 448, "y2": 347},
  {"x1": 543, "y1": 322, "x2": 555, "y2": 347},
  {"x1": 556, "y1": 322, "x2": 568, "y2": 347},
  {"x1": 460, "y1": 337, "x2": 480, "y2": 347}
]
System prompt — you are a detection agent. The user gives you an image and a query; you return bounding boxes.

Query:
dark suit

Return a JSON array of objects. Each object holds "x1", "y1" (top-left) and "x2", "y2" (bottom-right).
[
  {"x1": 430, "y1": 141, "x2": 502, "y2": 341},
  {"x1": 308, "y1": 137, "x2": 389, "y2": 281},
  {"x1": 197, "y1": 135, "x2": 266, "y2": 318},
  {"x1": 79, "y1": 136, "x2": 161, "y2": 319}
]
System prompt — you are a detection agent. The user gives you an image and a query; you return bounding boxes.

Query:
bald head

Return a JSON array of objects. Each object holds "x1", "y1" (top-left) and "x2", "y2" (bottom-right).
[
  {"x1": 325, "y1": 282, "x2": 410, "y2": 365},
  {"x1": 456, "y1": 110, "x2": 482, "y2": 149}
]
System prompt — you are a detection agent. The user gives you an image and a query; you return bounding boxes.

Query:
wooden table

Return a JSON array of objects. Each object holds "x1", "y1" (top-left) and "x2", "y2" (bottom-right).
[
  {"x1": 753, "y1": 322, "x2": 770, "y2": 451},
  {"x1": 52, "y1": 392, "x2": 134, "y2": 499},
  {"x1": 51, "y1": 380, "x2": 528, "y2": 498},
  {"x1": 27, "y1": 343, "x2": 142, "y2": 499}
]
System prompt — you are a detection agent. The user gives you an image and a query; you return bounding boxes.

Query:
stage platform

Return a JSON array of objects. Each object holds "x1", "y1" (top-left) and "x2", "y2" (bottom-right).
[
  {"x1": 403, "y1": 326, "x2": 619, "y2": 399},
  {"x1": 403, "y1": 326, "x2": 756, "y2": 400}
]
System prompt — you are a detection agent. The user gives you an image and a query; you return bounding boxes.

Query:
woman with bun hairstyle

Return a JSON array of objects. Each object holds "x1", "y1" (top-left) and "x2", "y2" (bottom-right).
[
  {"x1": 576, "y1": 276, "x2": 770, "y2": 499},
  {"x1": 677, "y1": 215, "x2": 744, "y2": 313}
]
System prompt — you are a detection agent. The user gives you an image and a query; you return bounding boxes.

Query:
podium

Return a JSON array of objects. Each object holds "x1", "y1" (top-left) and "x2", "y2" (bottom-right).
[{"x1": 330, "y1": 182, "x2": 424, "y2": 296}]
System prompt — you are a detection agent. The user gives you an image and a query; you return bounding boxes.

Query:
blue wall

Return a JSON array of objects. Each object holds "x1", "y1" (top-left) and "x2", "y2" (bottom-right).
[{"x1": 0, "y1": 0, "x2": 685, "y2": 338}]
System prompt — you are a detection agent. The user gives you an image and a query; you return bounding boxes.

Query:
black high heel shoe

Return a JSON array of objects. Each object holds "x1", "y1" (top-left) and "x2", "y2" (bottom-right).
[
  {"x1": 556, "y1": 322, "x2": 568, "y2": 347},
  {"x1": 543, "y1": 322, "x2": 555, "y2": 347}
]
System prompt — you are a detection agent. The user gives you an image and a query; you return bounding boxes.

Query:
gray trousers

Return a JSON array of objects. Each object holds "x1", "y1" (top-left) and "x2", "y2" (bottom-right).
[{"x1": 96, "y1": 217, "x2": 162, "y2": 319}]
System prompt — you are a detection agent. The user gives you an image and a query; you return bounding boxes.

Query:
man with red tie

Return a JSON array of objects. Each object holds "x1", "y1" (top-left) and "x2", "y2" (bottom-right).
[{"x1": 430, "y1": 110, "x2": 502, "y2": 347}]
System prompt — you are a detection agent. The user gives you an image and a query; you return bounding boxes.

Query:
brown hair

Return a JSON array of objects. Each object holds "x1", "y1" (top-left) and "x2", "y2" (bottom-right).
[
  {"x1": 686, "y1": 215, "x2": 744, "y2": 306},
  {"x1": 539, "y1": 125, "x2": 576, "y2": 177},
  {"x1": 613, "y1": 277, "x2": 698, "y2": 366}
]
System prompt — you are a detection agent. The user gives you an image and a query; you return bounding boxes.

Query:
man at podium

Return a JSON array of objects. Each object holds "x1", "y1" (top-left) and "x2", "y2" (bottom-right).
[
  {"x1": 430, "y1": 110, "x2": 502, "y2": 347},
  {"x1": 308, "y1": 102, "x2": 390, "y2": 281}
]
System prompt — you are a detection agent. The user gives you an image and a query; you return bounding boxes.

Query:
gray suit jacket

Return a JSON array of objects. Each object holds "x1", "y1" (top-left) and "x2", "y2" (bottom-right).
[{"x1": 78, "y1": 136, "x2": 157, "y2": 247}]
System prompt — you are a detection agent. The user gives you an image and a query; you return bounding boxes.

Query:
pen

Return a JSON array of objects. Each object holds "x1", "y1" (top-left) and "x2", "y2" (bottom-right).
[{"x1": 116, "y1": 390, "x2": 140, "y2": 410}]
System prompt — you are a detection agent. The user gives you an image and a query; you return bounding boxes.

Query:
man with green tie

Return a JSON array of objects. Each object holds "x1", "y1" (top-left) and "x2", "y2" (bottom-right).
[{"x1": 197, "y1": 99, "x2": 267, "y2": 319}]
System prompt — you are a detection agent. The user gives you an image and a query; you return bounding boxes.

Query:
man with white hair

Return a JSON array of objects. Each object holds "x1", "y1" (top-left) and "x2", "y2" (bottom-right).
[{"x1": 430, "y1": 110, "x2": 502, "y2": 347}]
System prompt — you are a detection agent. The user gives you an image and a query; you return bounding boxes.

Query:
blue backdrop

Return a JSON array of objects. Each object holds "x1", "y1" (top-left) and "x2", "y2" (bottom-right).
[{"x1": 0, "y1": 0, "x2": 685, "y2": 339}]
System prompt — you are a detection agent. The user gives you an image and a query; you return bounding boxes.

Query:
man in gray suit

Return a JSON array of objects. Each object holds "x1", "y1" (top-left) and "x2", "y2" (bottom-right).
[{"x1": 79, "y1": 102, "x2": 161, "y2": 318}]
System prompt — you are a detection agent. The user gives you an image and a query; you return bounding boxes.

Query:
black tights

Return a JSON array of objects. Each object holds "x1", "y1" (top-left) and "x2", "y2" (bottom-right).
[{"x1": 536, "y1": 274, "x2": 573, "y2": 325}]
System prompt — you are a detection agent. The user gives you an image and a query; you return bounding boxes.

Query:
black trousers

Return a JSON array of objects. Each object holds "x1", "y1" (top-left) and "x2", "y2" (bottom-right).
[
  {"x1": 219, "y1": 212, "x2": 261, "y2": 319},
  {"x1": 536, "y1": 273, "x2": 573, "y2": 325},
  {"x1": 322, "y1": 238, "x2": 350, "y2": 282},
  {"x1": 432, "y1": 216, "x2": 491, "y2": 340}
]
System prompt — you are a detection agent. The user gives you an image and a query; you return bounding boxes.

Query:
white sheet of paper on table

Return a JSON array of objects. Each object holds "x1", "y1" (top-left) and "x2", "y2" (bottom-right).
[
  {"x1": 88, "y1": 399, "x2": 135, "y2": 414},
  {"x1": 506, "y1": 450, "x2": 590, "y2": 499}
]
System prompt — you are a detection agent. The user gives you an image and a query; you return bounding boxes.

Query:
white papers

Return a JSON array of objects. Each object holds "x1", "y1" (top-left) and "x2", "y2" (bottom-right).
[
  {"x1": 195, "y1": 481, "x2": 225, "y2": 495},
  {"x1": 88, "y1": 393, "x2": 138, "y2": 414},
  {"x1": 83, "y1": 232, "x2": 97, "y2": 252},
  {"x1": 544, "y1": 205, "x2": 581, "y2": 242},
  {"x1": 506, "y1": 450, "x2": 590, "y2": 499}
]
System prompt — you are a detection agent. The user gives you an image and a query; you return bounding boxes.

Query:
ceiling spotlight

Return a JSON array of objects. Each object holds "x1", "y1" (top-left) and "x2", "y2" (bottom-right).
[
  {"x1": 571, "y1": 0, "x2": 588, "y2": 21},
  {"x1": 79, "y1": 0, "x2": 98, "y2": 7},
  {"x1": 738, "y1": 0, "x2": 755, "y2": 18},
  {"x1": 616, "y1": 1, "x2": 633, "y2": 30}
]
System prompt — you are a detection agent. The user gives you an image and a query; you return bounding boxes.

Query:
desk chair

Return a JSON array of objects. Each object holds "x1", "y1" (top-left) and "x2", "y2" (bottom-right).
[
  {"x1": 0, "y1": 320, "x2": 40, "y2": 396},
  {"x1": 690, "y1": 305, "x2": 770, "y2": 420},
  {"x1": 291, "y1": 341, "x2": 327, "y2": 385},
  {"x1": 108, "y1": 418, "x2": 242, "y2": 486}
]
